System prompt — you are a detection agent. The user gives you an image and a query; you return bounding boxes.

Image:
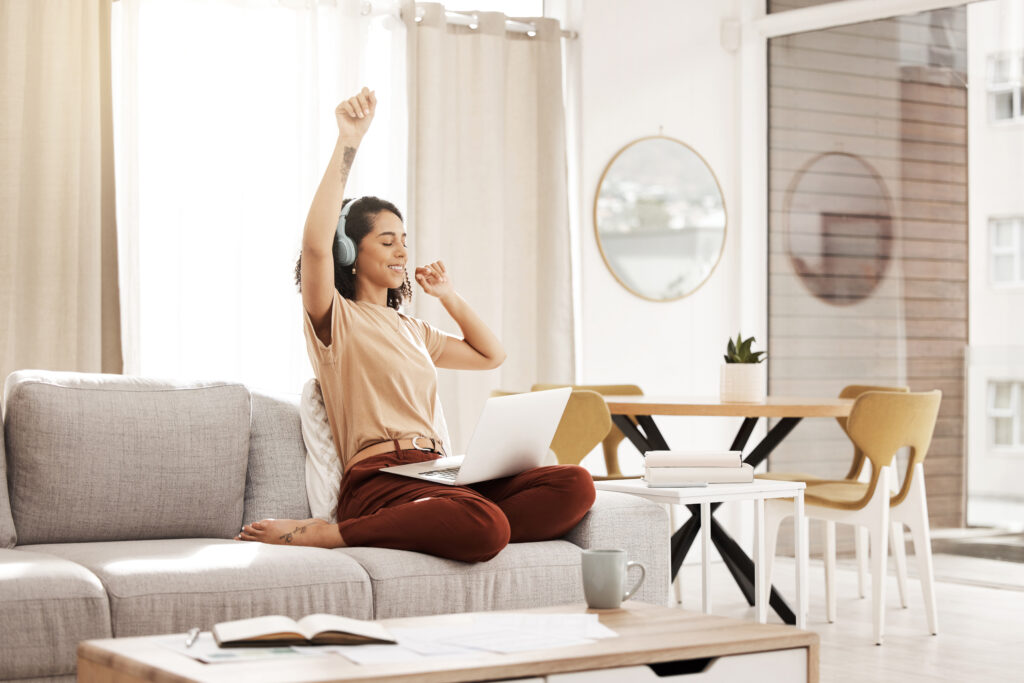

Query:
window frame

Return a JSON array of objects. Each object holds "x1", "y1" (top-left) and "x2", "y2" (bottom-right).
[
  {"x1": 988, "y1": 381, "x2": 1024, "y2": 451},
  {"x1": 987, "y1": 52, "x2": 1024, "y2": 124},
  {"x1": 989, "y1": 216, "x2": 1024, "y2": 288}
]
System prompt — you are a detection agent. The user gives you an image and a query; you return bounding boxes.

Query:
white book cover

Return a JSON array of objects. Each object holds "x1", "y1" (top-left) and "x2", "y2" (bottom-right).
[
  {"x1": 644, "y1": 450, "x2": 742, "y2": 467},
  {"x1": 644, "y1": 463, "x2": 754, "y2": 485}
]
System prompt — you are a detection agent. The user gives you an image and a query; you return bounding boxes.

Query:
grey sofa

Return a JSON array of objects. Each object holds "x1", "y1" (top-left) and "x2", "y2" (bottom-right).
[{"x1": 0, "y1": 370, "x2": 670, "y2": 682}]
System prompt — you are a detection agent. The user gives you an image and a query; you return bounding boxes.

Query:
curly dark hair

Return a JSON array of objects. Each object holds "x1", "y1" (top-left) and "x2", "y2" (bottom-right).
[{"x1": 294, "y1": 196, "x2": 412, "y2": 310}]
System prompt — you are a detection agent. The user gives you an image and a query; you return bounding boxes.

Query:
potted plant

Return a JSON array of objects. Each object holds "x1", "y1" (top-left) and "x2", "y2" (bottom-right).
[{"x1": 720, "y1": 333, "x2": 767, "y2": 402}]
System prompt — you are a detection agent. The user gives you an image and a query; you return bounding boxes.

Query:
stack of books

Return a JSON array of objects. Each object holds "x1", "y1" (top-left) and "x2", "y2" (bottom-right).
[{"x1": 643, "y1": 450, "x2": 753, "y2": 487}]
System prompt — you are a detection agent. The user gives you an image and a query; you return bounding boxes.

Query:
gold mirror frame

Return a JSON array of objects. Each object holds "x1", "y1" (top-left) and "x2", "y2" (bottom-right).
[{"x1": 593, "y1": 135, "x2": 728, "y2": 303}]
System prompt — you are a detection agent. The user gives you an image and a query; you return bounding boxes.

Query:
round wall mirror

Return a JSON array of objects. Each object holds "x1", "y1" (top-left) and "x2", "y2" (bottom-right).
[{"x1": 594, "y1": 136, "x2": 727, "y2": 302}]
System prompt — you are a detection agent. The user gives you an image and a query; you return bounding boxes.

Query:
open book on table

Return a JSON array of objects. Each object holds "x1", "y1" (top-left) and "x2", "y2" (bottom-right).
[{"x1": 212, "y1": 614, "x2": 396, "y2": 648}]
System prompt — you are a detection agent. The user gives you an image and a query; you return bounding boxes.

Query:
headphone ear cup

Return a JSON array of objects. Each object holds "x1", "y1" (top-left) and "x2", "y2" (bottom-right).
[
  {"x1": 335, "y1": 200, "x2": 358, "y2": 267},
  {"x1": 335, "y1": 231, "x2": 357, "y2": 267}
]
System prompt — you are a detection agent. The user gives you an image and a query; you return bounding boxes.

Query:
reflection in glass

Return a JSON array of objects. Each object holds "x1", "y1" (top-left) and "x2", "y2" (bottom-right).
[
  {"x1": 785, "y1": 152, "x2": 893, "y2": 305},
  {"x1": 594, "y1": 137, "x2": 726, "y2": 301}
]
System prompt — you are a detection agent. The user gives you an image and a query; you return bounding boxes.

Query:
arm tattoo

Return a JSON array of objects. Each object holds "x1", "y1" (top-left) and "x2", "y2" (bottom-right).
[
  {"x1": 279, "y1": 523, "x2": 312, "y2": 544},
  {"x1": 339, "y1": 146, "x2": 357, "y2": 183}
]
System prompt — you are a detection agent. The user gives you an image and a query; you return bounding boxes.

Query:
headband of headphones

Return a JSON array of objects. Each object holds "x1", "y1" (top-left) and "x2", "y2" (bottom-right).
[{"x1": 335, "y1": 198, "x2": 360, "y2": 267}]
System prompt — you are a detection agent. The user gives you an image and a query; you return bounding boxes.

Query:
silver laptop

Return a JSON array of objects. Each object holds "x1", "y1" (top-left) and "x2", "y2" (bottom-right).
[{"x1": 379, "y1": 387, "x2": 572, "y2": 485}]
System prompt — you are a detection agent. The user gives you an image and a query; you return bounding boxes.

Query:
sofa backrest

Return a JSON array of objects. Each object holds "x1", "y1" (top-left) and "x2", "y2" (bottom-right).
[
  {"x1": 0, "y1": 404, "x2": 16, "y2": 548},
  {"x1": 3, "y1": 370, "x2": 251, "y2": 544},
  {"x1": 243, "y1": 392, "x2": 311, "y2": 525}
]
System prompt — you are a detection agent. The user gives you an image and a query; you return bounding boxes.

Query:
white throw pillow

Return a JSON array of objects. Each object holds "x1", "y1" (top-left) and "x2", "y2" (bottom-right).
[
  {"x1": 300, "y1": 378, "x2": 456, "y2": 523},
  {"x1": 300, "y1": 379, "x2": 342, "y2": 522}
]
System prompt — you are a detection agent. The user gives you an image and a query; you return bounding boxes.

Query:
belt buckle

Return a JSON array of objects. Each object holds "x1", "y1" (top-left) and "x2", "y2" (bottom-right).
[{"x1": 411, "y1": 436, "x2": 435, "y2": 453}]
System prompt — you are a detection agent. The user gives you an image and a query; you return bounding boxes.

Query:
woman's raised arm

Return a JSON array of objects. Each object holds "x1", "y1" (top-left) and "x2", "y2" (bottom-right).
[{"x1": 301, "y1": 87, "x2": 377, "y2": 345}]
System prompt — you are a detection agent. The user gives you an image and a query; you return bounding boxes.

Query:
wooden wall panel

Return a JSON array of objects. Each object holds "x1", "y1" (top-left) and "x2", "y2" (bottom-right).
[{"x1": 767, "y1": 8, "x2": 968, "y2": 557}]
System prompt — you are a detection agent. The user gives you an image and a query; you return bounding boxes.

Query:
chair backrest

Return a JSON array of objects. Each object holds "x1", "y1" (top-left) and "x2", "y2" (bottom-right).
[
  {"x1": 845, "y1": 390, "x2": 942, "y2": 506},
  {"x1": 545, "y1": 390, "x2": 613, "y2": 467},
  {"x1": 530, "y1": 384, "x2": 642, "y2": 476},
  {"x1": 837, "y1": 384, "x2": 909, "y2": 480}
]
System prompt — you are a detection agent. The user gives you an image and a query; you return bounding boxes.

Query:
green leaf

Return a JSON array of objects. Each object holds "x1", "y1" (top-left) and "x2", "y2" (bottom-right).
[
  {"x1": 739, "y1": 336, "x2": 753, "y2": 358},
  {"x1": 724, "y1": 355, "x2": 734, "y2": 363},
  {"x1": 727, "y1": 337, "x2": 736, "y2": 356}
]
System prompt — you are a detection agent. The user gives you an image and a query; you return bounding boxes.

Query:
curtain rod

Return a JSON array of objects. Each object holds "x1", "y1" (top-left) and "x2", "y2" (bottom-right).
[
  {"x1": 408, "y1": 6, "x2": 578, "y2": 40},
  {"x1": 107, "y1": 0, "x2": 578, "y2": 39}
]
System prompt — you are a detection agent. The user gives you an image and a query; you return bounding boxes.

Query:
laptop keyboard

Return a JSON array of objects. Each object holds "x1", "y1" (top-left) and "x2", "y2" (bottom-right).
[{"x1": 421, "y1": 466, "x2": 461, "y2": 482}]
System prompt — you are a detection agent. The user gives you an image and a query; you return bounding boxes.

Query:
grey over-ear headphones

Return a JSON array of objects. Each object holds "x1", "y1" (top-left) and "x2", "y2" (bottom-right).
[{"x1": 335, "y1": 199, "x2": 359, "y2": 267}]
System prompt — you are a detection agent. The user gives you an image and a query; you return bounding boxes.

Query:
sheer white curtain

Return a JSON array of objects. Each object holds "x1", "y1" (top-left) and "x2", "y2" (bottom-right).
[
  {"x1": 112, "y1": 0, "x2": 408, "y2": 394},
  {"x1": 409, "y1": 5, "x2": 575, "y2": 448}
]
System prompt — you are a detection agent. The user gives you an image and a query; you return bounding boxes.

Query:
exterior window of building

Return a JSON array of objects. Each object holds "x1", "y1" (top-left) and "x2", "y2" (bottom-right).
[
  {"x1": 990, "y1": 217, "x2": 1024, "y2": 285},
  {"x1": 989, "y1": 381, "x2": 1024, "y2": 449},
  {"x1": 988, "y1": 52, "x2": 1023, "y2": 122}
]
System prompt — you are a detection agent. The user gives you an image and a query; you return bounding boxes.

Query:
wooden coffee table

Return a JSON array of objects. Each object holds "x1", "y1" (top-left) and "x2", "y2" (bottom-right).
[{"x1": 78, "y1": 603, "x2": 818, "y2": 682}]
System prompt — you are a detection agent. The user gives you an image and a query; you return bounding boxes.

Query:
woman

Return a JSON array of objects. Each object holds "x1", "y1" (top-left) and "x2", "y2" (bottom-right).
[{"x1": 238, "y1": 88, "x2": 595, "y2": 562}]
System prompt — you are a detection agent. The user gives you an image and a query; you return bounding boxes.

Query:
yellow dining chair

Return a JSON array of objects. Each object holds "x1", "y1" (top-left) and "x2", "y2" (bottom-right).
[
  {"x1": 531, "y1": 384, "x2": 644, "y2": 479},
  {"x1": 758, "y1": 385, "x2": 911, "y2": 607},
  {"x1": 763, "y1": 390, "x2": 942, "y2": 644},
  {"x1": 545, "y1": 389, "x2": 615, "y2": 471},
  {"x1": 490, "y1": 388, "x2": 614, "y2": 471}
]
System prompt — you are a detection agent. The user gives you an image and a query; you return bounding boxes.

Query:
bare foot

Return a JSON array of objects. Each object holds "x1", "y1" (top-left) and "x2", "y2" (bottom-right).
[{"x1": 235, "y1": 518, "x2": 343, "y2": 547}]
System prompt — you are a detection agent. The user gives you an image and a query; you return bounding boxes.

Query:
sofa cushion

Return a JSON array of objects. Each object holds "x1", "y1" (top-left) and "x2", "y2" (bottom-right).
[
  {"x1": 3, "y1": 370, "x2": 251, "y2": 543},
  {"x1": 340, "y1": 540, "x2": 585, "y2": 619},
  {"x1": 243, "y1": 392, "x2": 311, "y2": 526},
  {"x1": 0, "y1": 548, "x2": 112, "y2": 679},
  {"x1": 0, "y1": 409, "x2": 16, "y2": 548},
  {"x1": 25, "y1": 538, "x2": 374, "y2": 636}
]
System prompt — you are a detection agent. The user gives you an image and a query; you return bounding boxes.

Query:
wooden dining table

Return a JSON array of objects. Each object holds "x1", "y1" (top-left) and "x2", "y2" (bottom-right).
[{"x1": 601, "y1": 395, "x2": 854, "y2": 626}]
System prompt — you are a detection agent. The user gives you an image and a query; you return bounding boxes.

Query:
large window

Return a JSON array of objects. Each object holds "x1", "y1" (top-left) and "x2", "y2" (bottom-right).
[
  {"x1": 988, "y1": 52, "x2": 1024, "y2": 122},
  {"x1": 989, "y1": 381, "x2": 1024, "y2": 448},
  {"x1": 990, "y1": 217, "x2": 1024, "y2": 285}
]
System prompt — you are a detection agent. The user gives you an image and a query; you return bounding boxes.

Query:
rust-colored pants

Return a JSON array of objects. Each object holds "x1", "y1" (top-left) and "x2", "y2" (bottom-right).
[{"x1": 337, "y1": 448, "x2": 596, "y2": 563}]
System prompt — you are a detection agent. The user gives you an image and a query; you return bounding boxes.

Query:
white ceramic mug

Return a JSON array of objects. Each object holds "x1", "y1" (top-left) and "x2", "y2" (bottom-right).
[{"x1": 581, "y1": 548, "x2": 646, "y2": 609}]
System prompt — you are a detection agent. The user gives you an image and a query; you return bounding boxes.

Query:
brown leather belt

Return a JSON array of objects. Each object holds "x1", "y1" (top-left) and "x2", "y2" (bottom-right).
[{"x1": 351, "y1": 436, "x2": 445, "y2": 463}]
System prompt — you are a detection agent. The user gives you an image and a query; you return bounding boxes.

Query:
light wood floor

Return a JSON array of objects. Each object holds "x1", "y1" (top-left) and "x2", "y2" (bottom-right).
[{"x1": 671, "y1": 553, "x2": 1024, "y2": 682}]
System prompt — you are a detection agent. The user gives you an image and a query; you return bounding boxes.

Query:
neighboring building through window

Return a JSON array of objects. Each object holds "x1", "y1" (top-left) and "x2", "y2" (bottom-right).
[
  {"x1": 988, "y1": 52, "x2": 1023, "y2": 122},
  {"x1": 989, "y1": 381, "x2": 1024, "y2": 448},
  {"x1": 990, "y1": 216, "x2": 1024, "y2": 285}
]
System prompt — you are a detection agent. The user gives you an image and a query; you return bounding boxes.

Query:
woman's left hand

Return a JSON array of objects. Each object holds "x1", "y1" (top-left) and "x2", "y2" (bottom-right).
[{"x1": 415, "y1": 260, "x2": 455, "y2": 299}]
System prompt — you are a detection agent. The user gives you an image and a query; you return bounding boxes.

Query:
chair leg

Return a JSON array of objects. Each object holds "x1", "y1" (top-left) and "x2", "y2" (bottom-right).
[
  {"x1": 891, "y1": 521, "x2": 908, "y2": 609},
  {"x1": 855, "y1": 526, "x2": 868, "y2": 599},
  {"x1": 824, "y1": 520, "x2": 836, "y2": 623},
  {"x1": 870, "y1": 467, "x2": 891, "y2": 645},
  {"x1": 904, "y1": 465, "x2": 939, "y2": 635}
]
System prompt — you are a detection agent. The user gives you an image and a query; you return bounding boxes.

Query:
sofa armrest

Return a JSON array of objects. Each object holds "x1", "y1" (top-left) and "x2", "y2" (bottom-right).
[{"x1": 563, "y1": 491, "x2": 670, "y2": 606}]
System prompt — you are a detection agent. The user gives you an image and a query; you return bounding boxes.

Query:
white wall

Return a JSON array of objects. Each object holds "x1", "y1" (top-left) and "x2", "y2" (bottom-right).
[
  {"x1": 546, "y1": 0, "x2": 758, "y2": 570},
  {"x1": 571, "y1": 0, "x2": 749, "y2": 475}
]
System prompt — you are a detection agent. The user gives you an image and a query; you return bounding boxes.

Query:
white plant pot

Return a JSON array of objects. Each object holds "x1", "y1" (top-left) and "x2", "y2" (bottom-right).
[{"x1": 720, "y1": 363, "x2": 767, "y2": 402}]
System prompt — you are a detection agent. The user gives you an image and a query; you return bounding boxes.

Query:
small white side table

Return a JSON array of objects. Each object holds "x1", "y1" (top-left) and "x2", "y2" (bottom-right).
[{"x1": 595, "y1": 478, "x2": 808, "y2": 629}]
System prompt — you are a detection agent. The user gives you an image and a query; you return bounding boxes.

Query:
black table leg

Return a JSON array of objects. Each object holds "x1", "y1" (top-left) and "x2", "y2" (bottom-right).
[
  {"x1": 710, "y1": 517, "x2": 796, "y2": 625},
  {"x1": 670, "y1": 515, "x2": 700, "y2": 580},
  {"x1": 611, "y1": 414, "x2": 652, "y2": 454}
]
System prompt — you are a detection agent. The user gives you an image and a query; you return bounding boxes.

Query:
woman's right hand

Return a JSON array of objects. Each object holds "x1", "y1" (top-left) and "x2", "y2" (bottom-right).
[{"x1": 335, "y1": 87, "x2": 376, "y2": 139}]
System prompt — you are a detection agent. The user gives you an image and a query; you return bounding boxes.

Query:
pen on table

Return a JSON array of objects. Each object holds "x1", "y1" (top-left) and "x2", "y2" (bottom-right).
[{"x1": 185, "y1": 627, "x2": 201, "y2": 648}]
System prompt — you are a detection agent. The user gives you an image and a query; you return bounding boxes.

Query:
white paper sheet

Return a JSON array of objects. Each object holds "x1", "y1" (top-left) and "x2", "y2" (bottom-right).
[{"x1": 157, "y1": 633, "x2": 325, "y2": 664}]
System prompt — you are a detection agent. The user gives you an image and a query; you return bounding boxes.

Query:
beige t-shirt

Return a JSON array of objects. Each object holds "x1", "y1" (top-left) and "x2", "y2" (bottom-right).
[{"x1": 303, "y1": 290, "x2": 453, "y2": 470}]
